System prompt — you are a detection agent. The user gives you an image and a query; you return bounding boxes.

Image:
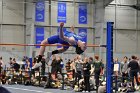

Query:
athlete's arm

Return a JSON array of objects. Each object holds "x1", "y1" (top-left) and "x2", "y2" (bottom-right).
[
  {"x1": 59, "y1": 22, "x2": 75, "y2": 44},
  {"x1": 59, "y1": 22, "x2": 65, "y2": 40}
]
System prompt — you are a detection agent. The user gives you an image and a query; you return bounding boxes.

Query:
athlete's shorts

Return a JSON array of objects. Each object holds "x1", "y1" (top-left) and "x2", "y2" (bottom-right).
[{"x1": 47, "y1": 35, "x2": 69, "y2": 49}]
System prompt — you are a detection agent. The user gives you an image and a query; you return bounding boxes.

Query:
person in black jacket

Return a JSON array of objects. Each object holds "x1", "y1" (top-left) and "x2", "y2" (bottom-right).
[
  {"x1": 83, "y1": 57, "x2": 91, "y2": 92},
  {"x1": 51, "y1": 55, "x2": 57, "y2": 80},
  {"x1": 12, "y1": 58, "x2": 20, "y2": 72},
  {"x1": 55, "y1": 56, "x2": 63, "y2": 74},
  {"x1": 128, "y1": 55, "x2": 140, "y2": 89},
  {"x1": 51, "y1": 55, "x2": 63, "y2": 80}
]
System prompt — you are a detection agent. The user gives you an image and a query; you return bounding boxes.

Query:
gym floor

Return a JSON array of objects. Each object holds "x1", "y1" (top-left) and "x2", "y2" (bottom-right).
[
  {"x1": 1, "y1": 85, "x2": 97, "y2": 93},
  {"x1": 1, "y1": 85, "x2": 140, "y2": 93}
]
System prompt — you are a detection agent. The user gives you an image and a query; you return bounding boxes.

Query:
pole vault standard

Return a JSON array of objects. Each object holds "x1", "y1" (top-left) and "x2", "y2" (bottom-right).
[{"x1": 106, "y1": 22, "x2": 114, "y2": 93}]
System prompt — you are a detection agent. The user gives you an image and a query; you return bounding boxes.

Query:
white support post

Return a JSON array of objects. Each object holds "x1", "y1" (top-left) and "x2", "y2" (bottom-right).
[
  {"x1": 0, "y1": 0, "x2": 3, "y2": 51},
  {"x1": 25, "y1": 1, "x2": 35, "y2": 58},
  {"x1": 29, "y1": 23, "x2": 34, "y2": 58},
  {"x1": 94, "y1": 0, "x2": 105, "y2": 57}
]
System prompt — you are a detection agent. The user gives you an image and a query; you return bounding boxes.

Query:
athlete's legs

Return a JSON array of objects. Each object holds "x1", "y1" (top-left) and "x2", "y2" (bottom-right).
[
  {"x1": 32, "y1": 39, "x2": 48, "y2": 69},
  {"x1": 32, "y1": 35, "x2": 69, "y2": 69},
  {"x1": 57, "y1": 47, "x2": 69, "y2": 53},
  {"x1": 32, "y1": 35, "x2": 59, "y2": 69},
  {"x1": 39, "y1": 38, "x2": 48, "y2": 56}
]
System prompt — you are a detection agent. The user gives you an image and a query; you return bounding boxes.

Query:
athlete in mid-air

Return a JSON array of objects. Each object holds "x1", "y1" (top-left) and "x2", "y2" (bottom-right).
[{"x1": 32, "y1": 22, "x2": 86, "y2": 69}]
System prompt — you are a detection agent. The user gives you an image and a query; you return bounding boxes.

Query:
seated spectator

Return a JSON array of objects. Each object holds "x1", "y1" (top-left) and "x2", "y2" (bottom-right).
[
  {"x1": 0, "y1": 57, "x2": 4, "y2": 74},
  {"x1": 65, "y1": 59, "x2": 71, "y2": 72},
  {"x1": 65, "y1": 59, "x2": 73, "y2": 80},
  {"x1": 25, "y1": 59, "x2": 30, "y2": 71},
  {"x1": 9, "y1": 57, "x2": 13, "y2": 68},
  {"x1": 12, "y1": 58, "x2": 20, "y2": 72}
]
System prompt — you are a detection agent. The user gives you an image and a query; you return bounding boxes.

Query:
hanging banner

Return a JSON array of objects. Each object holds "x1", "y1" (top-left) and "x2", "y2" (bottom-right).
[
  {"x1": 78, "y1": 28, "x2": 87, "y2": 43},
  {"x1": 79, "y1": 4, "x2": 87, "y2": 24},
  {"x1": 35, "y1": 1, "x2": 45, "y2": 22},
  {"x1": 35, "y1": 27, "x2": 44, "y2": 48},
  {"x1": 57, "y1": 27, "x2": 67, "y2": 48},
  {"x1": 57, "y1": 3, "x2": 66, "y2": 23}
]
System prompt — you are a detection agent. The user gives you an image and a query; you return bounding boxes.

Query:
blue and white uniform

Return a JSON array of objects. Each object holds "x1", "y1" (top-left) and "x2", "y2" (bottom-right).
[{"x1": 48, "y1": 30, "x2": 82, "y2": 50}]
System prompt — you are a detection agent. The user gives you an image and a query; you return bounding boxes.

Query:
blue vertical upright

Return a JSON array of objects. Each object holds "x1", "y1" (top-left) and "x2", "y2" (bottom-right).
[
  {"x1": 106, "y1": 22, "x2": 114, "y2": 93},
  {"x1": 29, "y1": 58, "x2": 32, "y2": 69}
]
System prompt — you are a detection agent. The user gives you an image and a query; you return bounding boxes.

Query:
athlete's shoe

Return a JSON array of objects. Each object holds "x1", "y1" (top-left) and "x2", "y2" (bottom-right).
[{"x1": 32, "y1": 62, "x2": 42, "y2": 69}]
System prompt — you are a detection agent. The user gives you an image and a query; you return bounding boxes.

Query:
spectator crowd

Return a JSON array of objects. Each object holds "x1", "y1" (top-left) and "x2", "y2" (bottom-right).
[{"x1": 0, "y1": 54, "x2": 140, "y2": 92}]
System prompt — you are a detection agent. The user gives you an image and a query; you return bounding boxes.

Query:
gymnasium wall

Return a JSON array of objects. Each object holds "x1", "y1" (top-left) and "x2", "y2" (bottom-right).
[
  {"x1": 25, "y1": 0, "x2": 95, "y2": 57},
  {"x1": 0, "y1": 0, "x2": 25, "y2": 51},
  {"x1": 102, "y1": 0, "x2": 140, "y2": 61},
  {"x1": 0, "y1": 0, "x2": 25, "y2": 62},
  {"x1": 0, "y1": 0, "x2": 95, "y2": 62},
  {"x1": 0, "y1": 0, "x2": 140, "y2": 63}
]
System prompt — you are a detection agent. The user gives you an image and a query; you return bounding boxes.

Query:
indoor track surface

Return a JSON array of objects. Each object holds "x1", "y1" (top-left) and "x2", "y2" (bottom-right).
[
  {"x1": 1, "y1": 85, "x2": 96, "y2": 93},
  {"x1": 1, "y1": 85, "x2": 140, "y2": 93}
]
